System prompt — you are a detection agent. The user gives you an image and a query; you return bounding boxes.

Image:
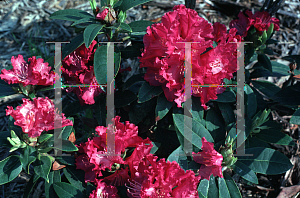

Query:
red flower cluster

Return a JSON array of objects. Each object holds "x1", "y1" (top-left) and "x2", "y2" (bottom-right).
[
  {"x1": 0, "y1": 55, "x2": 54, "y2": 86},
  {"x1": 193, "y1": 137, "x2": 223, "y2": 180},
  {"x1": 139, "y1": 5, "x2": 240, "y2": 109},
  {"x1": 127, "y1": 154, "x2": 199, "y2": 198},
  {"x1": 230, "y1": 10, "x2": 280, "y2": 37},
  {"x1": 75, "y1": 116, "x2": 152, "y2": 183},
  {"x1": 6, "y1": 97, "x2": 73, "y2": 137},
  {"x1": 62, "y1": 40, "x2": 104, "y2": 105},
  {"x1": 89, "y1": 180, "x2": 119, "y2": 198}
]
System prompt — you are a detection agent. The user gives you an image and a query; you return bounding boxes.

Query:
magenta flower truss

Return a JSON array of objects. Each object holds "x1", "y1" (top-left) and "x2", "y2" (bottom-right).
[
  {"x1": 0, "y1": 55, "x2": 54, "y2": 86},
  {"x1": 62, "y1": 40, "x2": 104, "y2": 105},
  {"x1": 89, "y1": 179, "x2": 119, "y2": 198},
  {"x1": 6, "y1": 97, "x2": 73, "y2": 138},
  {"x1": 139, "y1": 4, "x2": 240, "y2": 109},
  {"x1": 126, "y1": 154, "x2": 199, "y2": 198},
  {"x1": 75, "y1": 116, "x2": 152, "y2": 183},
  {"x1": 229, "y1": 10, "x2": 280, "y2": 37},
  {"x1": 192, "y1": 137, "x2": 223, "y2": 180}
]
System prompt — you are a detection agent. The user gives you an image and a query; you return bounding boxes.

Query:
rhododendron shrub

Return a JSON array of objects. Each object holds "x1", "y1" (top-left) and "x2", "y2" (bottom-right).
[
  {"x1": 139, "y1": 5, "x2": 240, "y2": 109},
  {"x1": 0, "y1": 1, "x2": 296, "y2": 198}
]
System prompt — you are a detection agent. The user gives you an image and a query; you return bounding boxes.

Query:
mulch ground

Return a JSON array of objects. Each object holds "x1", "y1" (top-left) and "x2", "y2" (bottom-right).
[{"x1": 0, "y1": 0, "x2": 299, "y2": 197}]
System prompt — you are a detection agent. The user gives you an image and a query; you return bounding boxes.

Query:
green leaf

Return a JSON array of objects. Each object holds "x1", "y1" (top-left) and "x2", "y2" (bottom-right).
[
  {"x1": 266, "y1": 38, "x2": 279, "y2": 45},
  {"x1": 251, "y1": 80, "x2": 280, "y2": 98},
  {"x1": 167, "y1": 145, "x2": 188, "y2": 170},
  {"x1": 255, "y1": 121, "x2": 295, "y2": 146},
  {"x1": 50, "y1": 9, "x2": 94, "y2": 21},
  {"x1": 59, "y1": 117, "x2": 74, "y2": 140},
  {"x1": 0, "y1": 155, "x2": 22, "y2": 185},
  {"x1": 272, "y1": 86, "x2": 300, "y2": 106},
  {"x1": 207, "y1": 175, "x2": 219, "y2": 198},
  {"x1": 261, "y1": 31, "x2": 268, "y2": 44},
  {"x1": 206, "y1": 108, "x2": 226, "y2": 143},
  {"x1": 71, "y1": 17, "x2": 95, "y2": 26},
  {"x1": 150, "y1": 142, "x2": 161, "y2": 154},
  {"x1": 218, "y1": 103, "x2": 235, "y2": 125},
  {"x1": 212, "y1": 89, "x2": 236, "y2": 103},
  {"x1": 45, "y1": 171, "x2": 61, "y2": 198},
  {"x1": 245, "y1": 136, "x2": 271, "y2": 149},
  {"x1": 89, "y1": 0, "x2": 97, "y2": 14},
  {"x1": 0, "y1": 79, "x2": 16, "y2": 98},
  {"x1": 128, "y1": 20, "x2": 154, "y2": 32},
  {"x1": 190, "y1": 96, "x2": 205, "y2": 126},
  {"x1": 33, "y1": 155, "x2": 51, "y2": 182},
  {"x1": 257, "y1": 53, "x2": 272, "y2": 73},
  {"x1": 266, "y1": 23, "x2": 274, "y2": 39},
  {"x1": 84, "y1": 24, "x2": 104, "y2": 48},
  {"x1": 114, "y1": 90, "x2": 137, "y2": 108},
  {"x1": 198, "y1": 179, "x2": 209, "y2": 198},
  {"x1": 155, "y1": 94, "x2": 173, "y2": 120},
  {"x1": 55, "y1": 156, "x2": 75, "y2": 166},
  {"x1": 231, "y1": 161, "x2": 258, "y2": 184},
  {"x1": 23, "y1": 174, "x2": 40, "y2": 198},
  {"x1": 38, "y1": 134, "x2": 53, "y2": 143},
  {"x1": 119, "y1": 0, "x2": 151, "y2": 11},
  {"x1": 223, "y1": 174, "x2": 242, "y2": 198},
  {"x1": 290, "y1": 107, "x2": 300, "y2": 125},
  {"x1": 123, "y1": 74, "x2": 144, "y2": 90},
  {"x1": 63, "y1": 166, "x2": 85, "y2": 191},
  {"x1": 20, "y1": 145, "x2": 37, "y2": 174},
  {"x1": 61, "y1": 34, "x2": 84, "y2": 60},
  {"x1": 0, "y1": 131, "x2": 11, "y2": 148},
  {"x1": 173, "y1": 114, "x2": 214, "y2": 150},
  {"x1": 237, "y1": 147, "x2": 293, "y2": 174},
  {"x1": 245, "y1": 84, "x2": 257, "y2": 119},
  {"x1": 119, "y1": 22, "x2": 132, "y2": 32},
  {"x1": 53, "y1": 182, "x2": 85, "y2": 198},
  {"x1": 55, "y1": 139, "x2": 78, "y2": 152},
  {"x1": 94, "y1": 45, "x2": 121, "y2": 85},
  {"x1": 218, "y1": 177, "x2": 231, "y2": 198},
  {"x1": 138, "y1": 81, "x2": 163, "y2": 103}
]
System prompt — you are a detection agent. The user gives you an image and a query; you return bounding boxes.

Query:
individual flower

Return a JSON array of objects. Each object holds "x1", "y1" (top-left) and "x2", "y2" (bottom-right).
[
  {"x1": 140, "y1": 4, "x2": 239, "y2": 109},
  {"x1": 89, "y1": 180, "x2": 119, "y2": 198},
  {"x1": 62, "y1": 40, "x2": 104, "y2": 105},
  {"x1": 6, "y1": 97, "x2": 73, "y2": 137},
  {"x1": 192, "y1": 137, "x2": 223, "y2": 180},
  {"x1": 126, "y1": 154, "x2": 199, "y2": 198},
  {"x1": 96, "y1": 8, "x2": 109, "y2": 21},
  {"x1": 0, "y1": 55, "x2": 54, "y2": 86},
  {"x1": 229, "y1": 10, "x2": 280, "y2": 37},
  {"x1": 75, "y1": 116, "x2": 152, "y2": 183}
]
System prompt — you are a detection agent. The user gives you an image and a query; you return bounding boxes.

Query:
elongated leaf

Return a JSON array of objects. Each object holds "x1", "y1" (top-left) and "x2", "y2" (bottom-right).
[
  {"x1": 119, "y1": 22, "x2": 132, "y2": 32},
  {"x1": 61, "y1": 34, "x2": 84, "y2": 60},
  {"x1": 212, "y1": 89, "x2": 236, "y2": 103},
  {"x1": 190, "y1": 96, "x2": 205, "y2": 126},
  {"x1": 23, "y1": 174, "x2": 40, "y2": 198},
  {"x1": 173, "y1": 114, "x2": 214, "y2": 150},
  {"x1": 119, "y1": 0, "x2": 152, "y2": 11},
  {"x1": 94, "y1": 45, "x2": 121, "y2": 85},
  {"x1": 290, "y1": 107, "x2": 300, "y2": 125},
  {"x1": 150, "y1": 142, "x2": 161, "y2": 154},
  {"x1": 33, "y1": 155, "x2": 51, "y2": 182},
  {"x1": 245, "y1": 84, "x2": 257, "y2": 119},
  {"x1": 71, "y1": 17, "x2": 95, "y2": 26},
  {"x1": 257, "y1": 53, "x2": 272, "y2": 73},
  {"x1": 272, "y1": 86, "x2": 300, "y2": 105},
  {"x1": 0, "y1": 131, "x2": 11, "y2": 147},
  {"x1": 38, "y1": 134, "x2": 53, "y2": 143},
  {"x1": 218, "y1": 177, "x2": 231, "y2": 198},
  {"x1": 231, "y1": 161, "x2": 258, "y2": 184},
  {"x1": 84, "y1": 24, "x2": 104, "y2": 48},
  {"x1": 55, "y1": 156, "x2": 75, "y2": 166},
  {"x1": 251, "y1": 80, "x2": 280, "y2": 98},
  {"x1": 0, "y1": 156, "x2": 22, "y2": 185},
  {"x1": 53, "y1": 182, "x2": 85, "y2": 198},
  {"x1": 0, "y1": 80, "x2": 16, "y2": 98},
  {"x1": 207, "y1": 175, "x2": 219, "y2": 198},
  {"x1": 237, "y1": 147, "x2": 293, "y2": 174},
  {"x1": 128, "y1": 20, "x2": 154, "y2": 32},
  {"x1": 63, "y1": 166, "x2": 85, "y2": 191},
  {"x1": 155, "y1": 94, "x2": 173, "y2": 120},
  {"x1": 59, "y1": 117, "x2": 74, "y2": 140},
  {"x1": 224, "y1": 174, "x2": 242, "y2": 198},
  {"x1": 20, "y1": 145, "x2": 37, "y2": 174},
  {"x1": 138, "y1": 81, "x2": 163, "y2": 103},
  {"x1": 167, "y1": 145, "x2": 188, "y2": 170},
  {"x1": 218, "y1": 103, "x2": 235, "y2": 125},
  {"x1": 45, "y1": 171, "x2": 60, "y2": 198},
  {"x1": 50, "y1": 9, "x2": 94, "y2": 21},
  {"x1": 198, "y1": 179, "x2": 209, "y2": 198},
  {"x1": 206, "y1": 108, "x2": 226, "y2": 143}
]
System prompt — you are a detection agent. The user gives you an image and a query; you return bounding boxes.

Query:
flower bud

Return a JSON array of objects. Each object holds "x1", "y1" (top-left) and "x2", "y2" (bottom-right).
[
  {"x1": 96, "y1": 8, "x2": 109, "y2": 21},
  {"x1": 96, "y1": 7, "x2": 117, "y2": 25}
]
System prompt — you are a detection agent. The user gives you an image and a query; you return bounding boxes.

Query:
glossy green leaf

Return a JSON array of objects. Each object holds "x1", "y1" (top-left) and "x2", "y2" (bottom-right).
[
  {"x1": 71, "y1": 17, "x2": 95, "y2": 26},
  {"x1": 257, "y1": 53, "x2": 272, "y2": 73},
  {"x1": 167, "y1": 145, "x2": 188, "y2": 170},
  {"x1": 173, "y1": 114, "x2": 214, "y2": 150},
  {"x1": 128, "y1": 20, "x2": 154, "y2": 32},
  {"x1": 231, "y1": 161, "x2": 258, "y2": 184},
  {"x1": 119, "y1": 22, "x2": 132, "y2": 32},
  {"x1": 218, "y1": 103, "x2": 235, "y2": 125},
  {"x1": 290, "y1": 107, "x2": 300, "y2": 125},
  {"x1": 207, "y1": 175, "x2": 219, "y2": 198},
  {"x1": 94, "y1": 45, "x2": 121, "y2": 85},
  {"x1": 206, "y1": 108, "x2": 226, "y2": 143},
  {"x1": 20, "y1": 145, "x2": 37, "y2": 174},
  {"x1": 245, "y1": 84, "x2": 257, "y2": 119},
  {"x1": 237, "y1": 147, "x2": 293, "y2": 174},
  {"x1": 190, "y1": 96, "x2": 205, "y2": 126},
  {"x1": 23, "y1": 174, "x2": 40, "y2": 198},
  {"x1": 198, "y1": 179, "x2": 209, "y2": 198},
  {"x1": 45, "y1": 171, "x2": 61, "y2": 198},
  {"x1": 0, "y1": 155, "x2": 22, "y2": 185},
  {"x1": 138, "y1": 81, "x2": 163, "y2": 103},
  {"x1": 50, "y1": 9, "x2": 94, "y2": 21},
  {"x1": 223, "y1": 174, "x2": 242, "y2": 198},
  {"x1": 155, "y1": 94, "x2": 173, "y2": 120},
  {"x1": 0, "y1": 79, "x2": 16, "y2": 98},
  {"x1": 55, "y1": 156, "x2": 75, "y2": 166},
  {"x1": 251, "y1": 80, "x2": 280, "y2": 98},
  {"x1": 272, "y1": 86, "x2": 300, "y2": 105},
  {"x1": 33, "y1": 155, "x2": 51, "y2": 182},
  {"x1": 218, "y1": 177, "x2": 231, "y2": 198},
  {"x1": 84, "y1": 24, "x2": 104, "y2": 48},
  {"x1": 150, "y1": 142, "x2": 161, "y2": 154},
  {"x1": 119, "y1": 0, "x2": 151, "y2": 11},
  {"x1": 53, "y1": 182, "x2": 85, "y2": 198},
  {"x1": 63, "y1": 166, "x2": 85, "y2": 191},
  {"x1": 212, "y1": 89, "x2": 236, "y2": 103},
  {"x1": 38, "y1": 134, "x2": 53, "y2": 143},
  {"x1": 59, "y1": 117, "x2": 74, "y2": 140}
]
